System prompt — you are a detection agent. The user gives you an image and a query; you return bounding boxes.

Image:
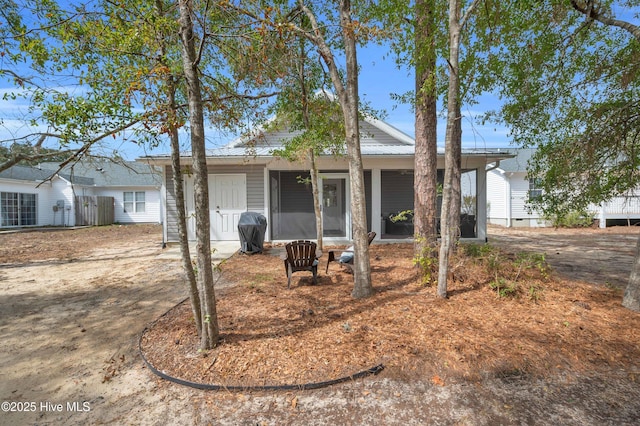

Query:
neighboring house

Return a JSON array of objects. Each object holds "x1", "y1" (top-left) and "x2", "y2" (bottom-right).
[
  {"x1": 486, "y1": 148, "x2": 640, "y2": 228},
  {"x1": 597, "y1": 190, "x2": 640, "y2": 227},
  {"x1": 486, "y1": 148, "x2": 549, "y2": 227},
  {"x1": 0, "y1": 160, "x2": 162, "y2": 228},
  {"x1": 142, "y1": 116, "x2": 511, "y2": 244}
]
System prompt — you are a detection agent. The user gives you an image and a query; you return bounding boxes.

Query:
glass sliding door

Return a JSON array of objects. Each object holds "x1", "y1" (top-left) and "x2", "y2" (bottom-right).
[
  {"x1": 1, "y1": 192, "x2": 37, "y2": 227},
  {"x1": 1, "y1": 192, "x2": 19, "y2": 226}
]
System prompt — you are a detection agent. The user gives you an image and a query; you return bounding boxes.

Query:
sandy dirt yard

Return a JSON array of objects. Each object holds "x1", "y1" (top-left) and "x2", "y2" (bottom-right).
[{"x1": 1, "y1": 224, "x2": 639, "y2": 426}]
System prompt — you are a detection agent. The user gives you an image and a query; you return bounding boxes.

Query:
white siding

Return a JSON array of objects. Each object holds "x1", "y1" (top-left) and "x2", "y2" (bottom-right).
[
  {"x1": 486, "y1": 169, "x2": 508, "y2": 223},
  {"x1": 0, "y1": 179, "x2": 51, "y2": 226},
  {"x1": 510, "y1": 174, "x2": 532, "y2": 220},
  {"x1": 51, "y1": 179, "x2": 77, "y2": 226},
  {"x1": 600, "y1": 195, "x2": 640, "y2": 219},
  {"x1": 360, "y1": 120, "x2": 410, "y2": 146},
  {"x1": 594, "y1": 193, "x2": 640, "y2": 227},
  {"x1": 487, "y1": 170, "x2": 548, "y2": 228},
  {"x1": 246, "y1": 128, "x2": 303, "y2": 148},
  {"x1": 240, "y1": 119, "x2": 411, "y2": 149},
  {"x1": 35, "y1": 181, "x2": 55, "y2": 226},
  {"x1": 509, "y1": 173, "x2": 547, "y2": 227},
  {"x1": 98, "y1": 187, "x2": 161, "y2": 224}
]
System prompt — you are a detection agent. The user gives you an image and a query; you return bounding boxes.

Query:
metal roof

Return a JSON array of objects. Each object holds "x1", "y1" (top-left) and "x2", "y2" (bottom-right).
[
  {"x1": 139, "y1": 116, "x2": 514, "y2": 164},
  {"x1": 493, "y1": 148, "x2": 536, "y2": 173},
  {"x1": 144, "y1": 146, "x2": 511, "y2": 161}
]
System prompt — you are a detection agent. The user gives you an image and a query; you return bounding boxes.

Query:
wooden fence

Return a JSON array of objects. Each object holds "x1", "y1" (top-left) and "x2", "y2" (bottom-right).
[{"x1": 75, "y1": 196, "x2": 115, "y2": 226}]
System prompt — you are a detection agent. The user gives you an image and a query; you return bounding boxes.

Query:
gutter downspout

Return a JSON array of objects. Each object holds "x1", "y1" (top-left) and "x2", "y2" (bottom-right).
[{"x1": 485, "y1": 160, "x2": 501, "y2": 172}]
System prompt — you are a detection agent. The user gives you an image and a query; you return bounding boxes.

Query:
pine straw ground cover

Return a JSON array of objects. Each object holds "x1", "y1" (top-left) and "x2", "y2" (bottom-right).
[{"x1": 140, "y1": 243, "x2": 640, "y2": 388}]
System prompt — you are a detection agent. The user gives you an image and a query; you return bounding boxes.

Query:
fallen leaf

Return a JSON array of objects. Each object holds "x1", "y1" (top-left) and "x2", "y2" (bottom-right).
[{"x1": 432, "y1": 375, "x2": 445, "y2": 386}]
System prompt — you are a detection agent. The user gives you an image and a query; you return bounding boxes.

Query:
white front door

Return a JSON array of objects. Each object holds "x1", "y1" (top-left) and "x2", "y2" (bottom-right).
[{"x1": 209, "y1": 174, "x2": 247, "y2": 240}]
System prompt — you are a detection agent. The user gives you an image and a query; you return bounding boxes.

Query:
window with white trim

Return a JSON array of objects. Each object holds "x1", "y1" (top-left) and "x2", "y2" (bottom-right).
[
  {"x1": 123, "y1": 191, "x2": 145, "y2": 213},
  {"x1": 528, "y1": 178, "x2": 543, "y2": 200}
]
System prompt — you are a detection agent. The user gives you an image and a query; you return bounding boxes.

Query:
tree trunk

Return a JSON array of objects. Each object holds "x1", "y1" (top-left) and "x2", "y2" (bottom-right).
[
  {"x1": 298, "y1": 52, "x2": 323, "y2": 251},
  {"x1": 623, "y1": 234, "x2": 640, "y2": 311},
  {"x1": 167, "y1": 79, "x2": 202, "y2": 337},
  {"x1": 153, "y1": 0, "x2": 202, "y2": 336},
  {"x1": 413, "y1": 0, "x2": 439, "y2": 261},
  {"x1": 449, "y1": 103, "x2": 462, "y2": 256},
  {"x1": 299, "y1": 0, "x2": 372, "y2": 297},
  {"x1": 437, "y1": 0, "x2": 463, "y2": 299},
  {"x1": 308, "y1": 148, "x2": 324, "y2": 251},
  {"x1": 340, "y1": 0, "x2": 372, "y2": 299},
  {"x1": 178, "y1": 0, "x2": 219, "y2": 349}
]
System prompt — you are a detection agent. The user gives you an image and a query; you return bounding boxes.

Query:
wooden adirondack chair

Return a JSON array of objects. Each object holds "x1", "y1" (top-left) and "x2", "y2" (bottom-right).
[
  {"x1": 283, "y1": 240, "x2": 319, "y2": 289},
  {"x1": 325, "y1": 231, "x2": 377, "y2": 273}
]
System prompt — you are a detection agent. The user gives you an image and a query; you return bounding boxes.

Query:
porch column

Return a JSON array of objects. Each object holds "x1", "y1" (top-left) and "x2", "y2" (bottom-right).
[
  {"x1": 263, "y1": 168, "x2": 271, "y2": 241},
  {"x1": 371, "y1": 168, "x2": 382, "y2": 237},
  {"x1": 160, "y1": 166, "x2": 169, "y2": 242}
]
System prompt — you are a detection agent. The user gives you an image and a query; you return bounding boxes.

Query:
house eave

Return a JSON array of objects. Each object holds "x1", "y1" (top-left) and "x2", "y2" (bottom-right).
[{"x1": 139, "y1": 150, "x2": 514, "y2": 167}]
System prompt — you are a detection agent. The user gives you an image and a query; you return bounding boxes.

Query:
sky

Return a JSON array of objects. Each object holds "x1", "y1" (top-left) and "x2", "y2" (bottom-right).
[
  {"x1": 0, "y1": 27, "x2": 513, "y2": 162},
  {"x1": 356, "y1": 45, "x2": 511, "y2": 149},
  {"x1": 2, "y1": 1, "x2": 637, "y2": 162}
]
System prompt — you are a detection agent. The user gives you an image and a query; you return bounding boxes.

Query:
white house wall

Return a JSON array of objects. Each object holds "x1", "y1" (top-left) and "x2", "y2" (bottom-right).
[
  {"x1": 35, "y1": 181, "x2": 56, "y2": 226},
  {"x1": 2, "y1": 169, "x2": 161, "y2": 228},
  {"x1": 50, "y1": 179, "x2": 77, "y2": 226},
  {"x1": 96, "y1": 187, "x2": 161, "y2": 224},
  {"x1": 507, "y1": 173, "x2": 531, "y2": 223},
  {"x1": 595, "y1": 192, "x2": 640, "y2": 227},
  {"x1": 0, "y1": 179, "x2": 52, "y2": 227},
  {"x1": 600, "y1": 195, "x2": 640, "y2": 219},
  {"x1": 486, "y1": 170, "x2": 549, "y2": 228},
  {"x1": 486, "y1": 169, "x2": 509, "y2": 226},
  {"x1": 0, "y1": 177, "x2": 79, "y2": 227}
]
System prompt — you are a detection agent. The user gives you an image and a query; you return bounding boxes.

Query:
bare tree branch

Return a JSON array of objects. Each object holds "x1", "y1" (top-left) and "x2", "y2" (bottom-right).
[
  {"x1": 0, "y1": 117, "x2": 141, "y2": 173},
  {"x1": 571, "y1": 0, "x2": 640, "y2": 40}
]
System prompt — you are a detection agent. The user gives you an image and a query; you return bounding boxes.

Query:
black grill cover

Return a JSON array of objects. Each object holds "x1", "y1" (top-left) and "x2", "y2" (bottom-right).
[{"x1": 238, "y1": 212, "x2": 267, "y2": 254}]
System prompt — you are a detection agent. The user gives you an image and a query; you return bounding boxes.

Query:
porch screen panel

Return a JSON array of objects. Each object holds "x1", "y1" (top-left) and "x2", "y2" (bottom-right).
[
  {"x1": 460, "y1": 169, "x2": 477, "y2": 238},
  {"x1": 381, "y1": 171, "x2": 414, "y2": 236},
  {"x1": 381, "y1": 171, "x2": 414, "y2": 218},
  {"x1": 269, "y1": 171, "x2": 316, "y2": 240},
  {"x1": 364, "y1": 171, "x2": 372, "y2": 231}
]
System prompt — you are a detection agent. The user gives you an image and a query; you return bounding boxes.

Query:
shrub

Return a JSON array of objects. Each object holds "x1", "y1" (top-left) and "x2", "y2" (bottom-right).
[
  {"x1": 413, "y1": 237, "x2": 438, "y2": 286},
  {"x1": 546, "y1": 210, "x2": 595, "y2": 228},
  {"x1": 458, "y1": 243, "x2": 550, "y2": 300}
]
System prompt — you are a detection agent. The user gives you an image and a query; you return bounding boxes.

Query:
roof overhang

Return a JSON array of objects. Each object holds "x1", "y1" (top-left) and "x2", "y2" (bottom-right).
[{"x1": 139, "y1": 148, "x2": 514, "y2": 167}]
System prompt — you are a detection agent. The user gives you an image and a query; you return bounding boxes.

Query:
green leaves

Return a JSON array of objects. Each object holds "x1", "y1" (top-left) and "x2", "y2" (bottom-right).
[{"x1": 479, "y1": 1, "x2": 640, "y2": 217}]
